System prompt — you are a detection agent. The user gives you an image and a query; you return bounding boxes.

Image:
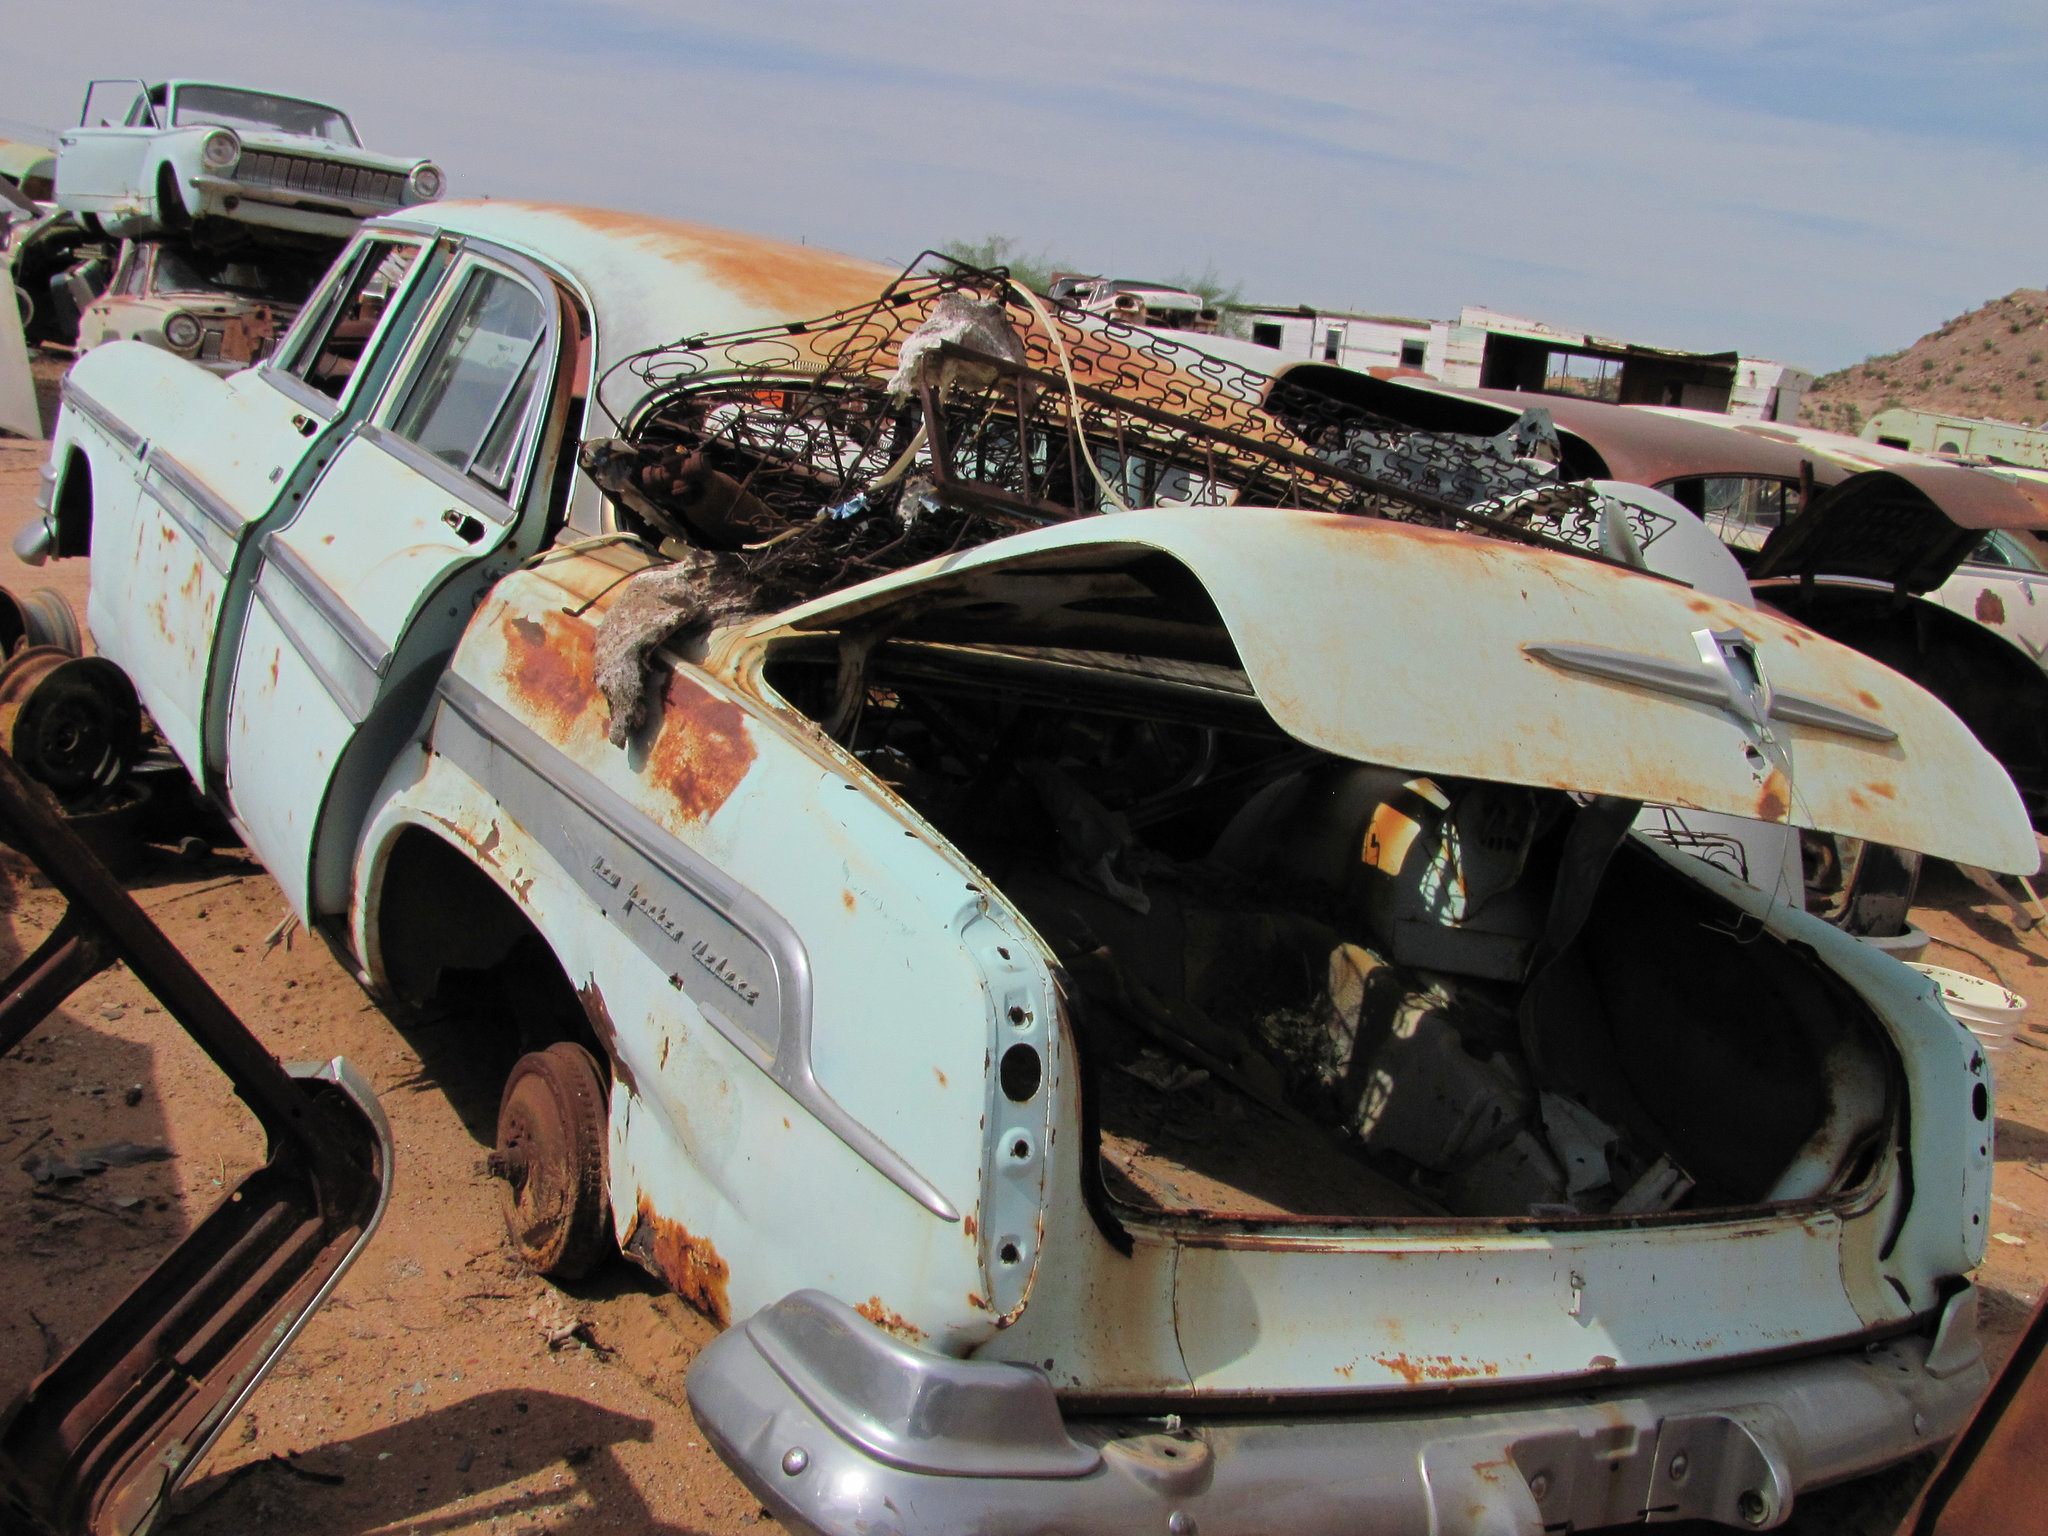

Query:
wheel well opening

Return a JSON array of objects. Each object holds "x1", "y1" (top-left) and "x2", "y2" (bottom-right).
[
  {"x1": 54, "y1": 446, "x2": 91, "y2": 558},
  {"x1": 375, "y1": 825, "x2": 603, "y2": 1096}
]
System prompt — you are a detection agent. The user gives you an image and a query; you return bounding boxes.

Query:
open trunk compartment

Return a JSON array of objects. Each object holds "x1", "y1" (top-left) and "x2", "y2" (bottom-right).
[{"x1": 763, "y1": 632, "x2": 1898, "y2": 1233}]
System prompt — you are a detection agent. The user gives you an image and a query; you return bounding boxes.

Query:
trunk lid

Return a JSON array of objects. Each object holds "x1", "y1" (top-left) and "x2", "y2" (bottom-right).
[{"x1": 770, "y1": 506, "x2": 2036, "y2": 874}]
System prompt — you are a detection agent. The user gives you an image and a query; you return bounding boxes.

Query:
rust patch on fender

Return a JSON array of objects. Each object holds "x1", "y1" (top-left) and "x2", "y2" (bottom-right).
[
  {"x1": 1373, "y1": 1352, "x2": 1501, "y2": 1386},
  {"x1": 577, "y1": 978, "x2": 636, "y2": 1098},
  {"x1": 1757, "y1": 769, "x2": 1790, "y2": 823},
  {"x1": 1866, "y1": 781, "x2": 1897, "y2": 800},
  {"x1": 645, "y1": 670, "x2": 755, "y2": 823},
  {"x1": 500, "y1": 611, "x2": 597, "y2": 737},
  {"x1": 1977, "y1": 589, "x2": 2007, "y2": 625},
  {"x1": 963, "y1": 1212, "x2": 978, "y2": 1240},
  {"x1": 855, "y1": 1296, "x2": 927, "y2": 1343},
  {"x1": 629, "y1": 1194, "x2": 730, "y2": 1327},
  {"x1": 1857, "y1": 690, "x2": 1882, "y2": 710}
]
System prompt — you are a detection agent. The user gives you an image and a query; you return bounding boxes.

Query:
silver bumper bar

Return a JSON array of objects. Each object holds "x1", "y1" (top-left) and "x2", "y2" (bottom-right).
[{"x1": 687, "y1": 1288, "x2": 1987, "y2": 1536}]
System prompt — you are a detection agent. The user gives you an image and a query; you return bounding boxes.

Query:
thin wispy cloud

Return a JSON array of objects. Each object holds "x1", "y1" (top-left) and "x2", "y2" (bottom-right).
[{"x1": 5, "y1": 0, "x2": 2040, "y2": 369}]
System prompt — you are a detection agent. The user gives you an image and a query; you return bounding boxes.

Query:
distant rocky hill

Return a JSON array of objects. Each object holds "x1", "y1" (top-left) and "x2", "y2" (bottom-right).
[{"x1": 1801, "y1": 288, "x2": 2048, "y2": 436}]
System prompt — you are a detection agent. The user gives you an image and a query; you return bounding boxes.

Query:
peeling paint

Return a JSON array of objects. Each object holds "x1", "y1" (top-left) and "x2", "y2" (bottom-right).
[
  {"x1": 500, "y1": 610, "x2": 598, "y2": 737},
  {"x1": 628, "y1": 1194, "x2": 731, "y2": 1327},
  {"x1": 645, "y1": 670, "x2": 755, "y2": 823},
  {"x1": 577, "y1": 978, "x2": 636, "y2": 1098},
  {"x1": 1371, "y1": 1352, "x2": 1502, "y2": 1386},
  {"x1": 855, "y1": 1296, "x2": 927, "y2": 1343}
]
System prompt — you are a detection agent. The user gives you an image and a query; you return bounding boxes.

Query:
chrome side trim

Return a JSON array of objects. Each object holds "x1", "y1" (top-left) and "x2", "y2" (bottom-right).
[
  {"x1": 141, "y1": 447, "x2": 242, "y2": 574},
  {"x1": 432, "y1": 672, "x2": 959, "y2": 1222},
  {"x1": 1525, "y1": 640, "x2": 1899, "y2": 743},
  {"x1": 58, "y1": 379, "x2": 143, "y2": 456},
  {"x1": 252, "y1": 537, "x2": 388, "y2": 722}
]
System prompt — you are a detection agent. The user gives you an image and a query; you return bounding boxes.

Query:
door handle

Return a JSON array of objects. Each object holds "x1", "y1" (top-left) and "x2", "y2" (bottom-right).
[
  {"x1": 291, "y1": 414, "x2": 318, "y2": 437},
  {"x1": 442, "y1": 508, "x2": 484, "y2": 544}
]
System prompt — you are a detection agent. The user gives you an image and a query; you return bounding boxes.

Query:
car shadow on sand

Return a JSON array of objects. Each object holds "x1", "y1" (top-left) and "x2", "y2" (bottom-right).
[{"x1": 166, "y1": 1388, "x2": 721, "y2": 1535}]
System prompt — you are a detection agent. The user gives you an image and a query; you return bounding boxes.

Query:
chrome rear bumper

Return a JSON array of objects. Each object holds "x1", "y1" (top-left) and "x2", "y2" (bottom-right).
[{"x1": 688, "y1": 1288, "x2": 1986, "y2": 1536}]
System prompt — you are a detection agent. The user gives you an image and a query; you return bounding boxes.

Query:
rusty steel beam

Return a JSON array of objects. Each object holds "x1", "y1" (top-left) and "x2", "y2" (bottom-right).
[
  {"x1": 0, "y1": 745, "x2": 391, "y2": 1536},
  {"x1": 1897, "y1": 1289, "x2": 2048, "y2": 1534}
]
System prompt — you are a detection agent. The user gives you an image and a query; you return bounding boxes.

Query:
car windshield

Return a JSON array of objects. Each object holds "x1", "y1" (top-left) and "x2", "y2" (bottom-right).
[
  {"x1": 153, "y1": 243, "x2": 327, "y2": 301},
  {"x1": 170, "y1": 84, "x2": 359, "y2": 145}
]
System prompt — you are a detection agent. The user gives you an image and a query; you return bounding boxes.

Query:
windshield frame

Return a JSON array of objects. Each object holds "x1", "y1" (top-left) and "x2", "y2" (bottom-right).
[{"x1": 168, "y1": 83, "x2": 361, "y2": 146}]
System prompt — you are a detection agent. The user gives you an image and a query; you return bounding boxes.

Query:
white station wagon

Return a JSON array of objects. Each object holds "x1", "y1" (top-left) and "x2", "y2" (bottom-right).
[{"x1": 30, "y1": 201, "x2": 2038, "y2": 1535}]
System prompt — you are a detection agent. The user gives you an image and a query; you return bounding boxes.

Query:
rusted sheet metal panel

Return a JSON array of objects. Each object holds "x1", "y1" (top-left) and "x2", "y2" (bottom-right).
[
  {"x1": 1899, "y1": 1288, "x2": 2048, "y2": 1535},
  {"x1": 766, "y1": 506, "x2": 2038, "y2": 874}
]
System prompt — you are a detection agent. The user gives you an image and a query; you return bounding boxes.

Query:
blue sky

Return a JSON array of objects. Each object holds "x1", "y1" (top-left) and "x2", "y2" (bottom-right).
[{"x1": 6, "y1": 0, "x2": 2043, "y2": 371}]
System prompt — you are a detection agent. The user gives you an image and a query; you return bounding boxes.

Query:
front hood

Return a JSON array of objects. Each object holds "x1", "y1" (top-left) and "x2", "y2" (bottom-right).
[
  {"x1": 761, "y1": 506, "x2": 2037, "y2": 873},
  {"x1": 231, "y1": 130, "x2": 423, "y2": 172}
]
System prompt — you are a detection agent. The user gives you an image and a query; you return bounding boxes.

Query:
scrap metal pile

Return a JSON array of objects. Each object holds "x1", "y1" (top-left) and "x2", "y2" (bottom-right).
[{"x1": 580, "y1": 258, "x2": 1667, "y2": 609}]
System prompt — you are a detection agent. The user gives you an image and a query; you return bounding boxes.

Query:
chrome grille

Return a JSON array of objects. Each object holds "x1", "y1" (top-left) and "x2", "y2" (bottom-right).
[{"x1": 234, "y1": 150, "x2": 406, "y2": 208}]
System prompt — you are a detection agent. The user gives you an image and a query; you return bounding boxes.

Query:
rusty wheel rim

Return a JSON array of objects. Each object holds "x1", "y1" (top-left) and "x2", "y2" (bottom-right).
[{"x1": 493, "y1": 1042, "x2": 610, "y2": 1278}]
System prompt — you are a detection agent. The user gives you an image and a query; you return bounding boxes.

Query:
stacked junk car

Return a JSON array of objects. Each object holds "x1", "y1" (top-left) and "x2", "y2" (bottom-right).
[
  {"x1": 10, "y1": 79, "x2": 443, "y2": 377},
  {"x1": 5, "y1": 196, "x2": 2044, "y2": 1535}
]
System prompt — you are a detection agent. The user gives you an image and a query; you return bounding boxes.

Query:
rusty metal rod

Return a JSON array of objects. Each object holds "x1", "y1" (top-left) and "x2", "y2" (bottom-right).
[
  {"x1": 0, "y1": 751, "x2": 319, "y2": 1155},
  {"x1": 0, "y1": 911, "x2": 115, "y2": 1057}
]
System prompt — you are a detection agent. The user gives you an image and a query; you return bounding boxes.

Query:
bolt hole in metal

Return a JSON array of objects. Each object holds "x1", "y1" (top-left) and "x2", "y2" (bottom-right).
[
  {"x1": 1000, "y1": 1042, "x2": 1042, "y2": 1102},
  {"x1": 998, "y1": 1240, "x2": 1022, "y2": 1265},
  {"x1": 1010, "y1": 1137, "x2": 1031, "y2": 1160},
  {"x1": 1974, "y1": 1083, "x2": 1990, "y2": 1120},
  {"x1": 1739, "y1": 1488, "x2": 1769, "y2": 1524},
  {"x1": 1007, "y1": 1003, "x2": 1031, "y2": 1026}
]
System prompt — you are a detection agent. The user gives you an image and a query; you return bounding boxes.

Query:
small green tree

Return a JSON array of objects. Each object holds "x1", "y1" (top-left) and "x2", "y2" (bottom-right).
[{"x1": 938, "y1": 236, "x2": 1062, "y2": 296}]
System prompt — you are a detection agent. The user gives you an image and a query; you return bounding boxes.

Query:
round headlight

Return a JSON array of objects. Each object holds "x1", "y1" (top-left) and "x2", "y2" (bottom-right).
[
  {"x1": 199, "y1": 128, "x2": 240, "y2": 173},
  {"x1": 162, "y1": 312, "x2": 202, "y2": 351},
  {"x1": 408, "y1": 163, "x2": 445, "y2": 202}
]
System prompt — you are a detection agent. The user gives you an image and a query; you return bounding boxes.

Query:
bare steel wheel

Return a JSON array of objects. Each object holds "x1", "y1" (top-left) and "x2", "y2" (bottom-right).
[{"x1": 491, "y1": 1041, "x2": 612, "y2": 1279}]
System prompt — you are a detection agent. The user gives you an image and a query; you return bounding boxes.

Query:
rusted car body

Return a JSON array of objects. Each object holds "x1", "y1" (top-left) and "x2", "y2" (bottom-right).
[
  {"x1": 77, "y1": 239, "x2": 321, "y2": 376},
  {"x1": 28, "y1": 201, "x2": 2041, "y2": 1534}
]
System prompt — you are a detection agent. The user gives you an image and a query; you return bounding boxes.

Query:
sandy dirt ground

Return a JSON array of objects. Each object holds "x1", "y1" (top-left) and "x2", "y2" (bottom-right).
[{"x1": 5, "y1": 380, "x2": 2048, "y2": 1534}]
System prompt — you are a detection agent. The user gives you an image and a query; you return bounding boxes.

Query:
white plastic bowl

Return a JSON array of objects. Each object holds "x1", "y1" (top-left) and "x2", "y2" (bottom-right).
[{"x1": 1908, "y1": 962, "x2": 2028, "y2": 1049}]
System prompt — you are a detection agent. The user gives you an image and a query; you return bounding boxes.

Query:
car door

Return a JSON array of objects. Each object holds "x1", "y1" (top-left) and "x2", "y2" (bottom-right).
[
  {"x1": 225, "y1": 244, "x2": 572, "y2": 917},
  {"x1": 93, "y1": 232, "x2": 444, "y2": 777},
  {"x1": 50, "y1": 80, "x2": 155, "y2": 218}
]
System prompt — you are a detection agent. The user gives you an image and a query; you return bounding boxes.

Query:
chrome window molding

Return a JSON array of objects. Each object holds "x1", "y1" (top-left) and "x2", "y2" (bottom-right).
[
  {"x1": 368, "y1": 241, "x2": 560, "y2": 517},
  {"x1": 433, "y1": 672, "x2": 960, "y2": 1222}
]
